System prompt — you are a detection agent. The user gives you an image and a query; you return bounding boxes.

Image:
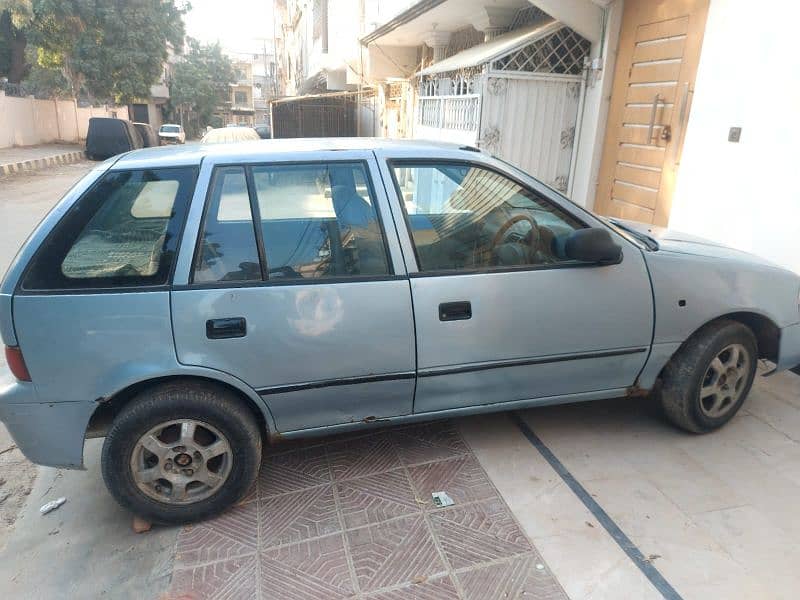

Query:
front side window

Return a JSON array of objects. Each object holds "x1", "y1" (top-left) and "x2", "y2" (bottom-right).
[
  {"x1": 22, "y1": 168, "x2": 196, "y2": 290},
  {"x1": 391, "y1": 162, "x2": 584, "y2": 272},
  {"x1": 251, "y1": 162, "x2": 390, "y2": 280}
]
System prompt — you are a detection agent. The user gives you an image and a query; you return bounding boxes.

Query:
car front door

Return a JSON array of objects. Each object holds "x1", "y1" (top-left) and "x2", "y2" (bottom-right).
[
  {"x1": 378, "y1": 154, "x2": 654, "y2": 414},
  {"x1": 171, "y1": 153, "x2": 415, "y2": 433}
]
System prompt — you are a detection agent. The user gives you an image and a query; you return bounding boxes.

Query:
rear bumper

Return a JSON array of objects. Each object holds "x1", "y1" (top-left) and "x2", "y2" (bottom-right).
[
  {"x1": 0, "y1": 376, "x2": 94, "y2": 469},
  {"x1": 777, "y1": 322, "x2": 800, "y2": 371}
]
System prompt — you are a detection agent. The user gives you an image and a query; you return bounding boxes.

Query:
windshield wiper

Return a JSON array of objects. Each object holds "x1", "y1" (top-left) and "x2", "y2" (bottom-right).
[{"x1": 606, "y1": 218, "x2": 660, "y2": 251}]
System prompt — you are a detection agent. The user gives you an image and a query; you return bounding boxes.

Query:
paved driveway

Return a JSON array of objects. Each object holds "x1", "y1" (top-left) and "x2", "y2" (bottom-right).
[{"x1": 168, "y1": 422, "x2": 566, "y2": 599}]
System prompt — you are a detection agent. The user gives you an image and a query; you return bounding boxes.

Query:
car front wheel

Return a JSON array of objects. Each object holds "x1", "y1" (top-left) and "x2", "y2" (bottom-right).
[
  {"x1": 658, "y1": 319, "x2": 757, "y2": 433},
  {"x1": 101, "y1": 381, "x2": 261, "y2": 524}
]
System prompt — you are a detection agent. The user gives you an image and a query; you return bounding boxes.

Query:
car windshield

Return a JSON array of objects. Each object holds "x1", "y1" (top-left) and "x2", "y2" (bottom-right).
[{"x1": 160, "y1": 125, "x2": 180, "y2": 133}]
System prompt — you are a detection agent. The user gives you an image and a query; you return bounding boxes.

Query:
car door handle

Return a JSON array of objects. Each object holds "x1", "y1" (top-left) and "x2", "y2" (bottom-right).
[
  {"x1": 439, "y1": 301, "x2": 472, "y2": 321},
  {"x1": 206, "y1": 317, "x2": 247, "y2": 339}
]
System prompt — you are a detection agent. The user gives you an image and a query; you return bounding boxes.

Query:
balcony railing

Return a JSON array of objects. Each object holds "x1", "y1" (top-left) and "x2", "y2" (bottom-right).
[{"x1": 417, "y1": 95, "x2": 480, "y2": 131}]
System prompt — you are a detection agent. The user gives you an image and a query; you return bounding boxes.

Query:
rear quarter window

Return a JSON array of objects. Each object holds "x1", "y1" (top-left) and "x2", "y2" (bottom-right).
[{"x1": 21, "y1": 167, "x2": 196, "y2": 291}]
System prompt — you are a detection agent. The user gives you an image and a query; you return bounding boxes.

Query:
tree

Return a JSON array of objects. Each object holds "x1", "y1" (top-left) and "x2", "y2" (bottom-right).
[
  {"x1": 0, "y1": 0, "x2": 33, "y2": 83},
  {"x1": 30, "y1": 0, "x2": 188, "y2": 103},
  {"x1": 169, "y1": 39, "x2": 235, "y2": 136}
]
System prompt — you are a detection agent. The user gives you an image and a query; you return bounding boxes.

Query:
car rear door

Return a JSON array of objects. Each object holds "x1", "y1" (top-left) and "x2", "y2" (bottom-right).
[
  {"x1": 376, "y1": 151, "x2": 654, "y2": 414},
  {"x1": 171, "y1": 151, "x2": 415, "y2": 433}
]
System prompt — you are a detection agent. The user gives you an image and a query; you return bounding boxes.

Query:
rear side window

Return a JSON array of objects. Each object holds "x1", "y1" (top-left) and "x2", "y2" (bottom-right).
[
  {"x1": 191, "y1": 162, "x2": 391, "y2": 284},
  {"x1": 193, "y1": 167, "x2": 262, "y2": 283},
  {"x1": 22, "y1": 168, "x2": 196, "y2": 290},
  {"x1": 252, "y1": 163, "x2": 390, "y2": 280}
]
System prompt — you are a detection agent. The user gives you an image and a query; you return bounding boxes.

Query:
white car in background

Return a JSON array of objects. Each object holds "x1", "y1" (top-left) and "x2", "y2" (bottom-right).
[{"x1": 158, "y1": 124, "x2": 185, "y2": 145}]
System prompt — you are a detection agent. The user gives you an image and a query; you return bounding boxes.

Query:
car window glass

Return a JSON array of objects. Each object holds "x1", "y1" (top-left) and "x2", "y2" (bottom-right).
[
  {"x1": 193, "y1": 167, "x2": 262, "y2": 283},
  {"x1": 392, "y1": 163, "x2": 584, "y2": 272},
  {"x1": 130, "y1": 181, "x2": 179, "y2": 218},
  {"x1": 251, "y1": 163, "x2": 390, "y2": 280},
  {"x1": 22, "y1": 168, "x2": 196, "y2": 290}
]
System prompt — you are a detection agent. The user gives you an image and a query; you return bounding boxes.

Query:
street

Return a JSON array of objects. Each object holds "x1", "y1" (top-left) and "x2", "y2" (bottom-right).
[
  {"x1": 0, "y1": 162, "x2": 94, "y2": 549},
  {"x1": 1, "y1": 162, "x2": 800, "y2": 598},
  {"x1": 0, "y1": 163, "x2": 180, "y2": 599}
]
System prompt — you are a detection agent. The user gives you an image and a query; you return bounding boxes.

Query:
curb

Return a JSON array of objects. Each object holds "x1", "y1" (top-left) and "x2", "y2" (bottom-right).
[{"x1": 0, "y1": 150, "x2": 86, "y2": 176}]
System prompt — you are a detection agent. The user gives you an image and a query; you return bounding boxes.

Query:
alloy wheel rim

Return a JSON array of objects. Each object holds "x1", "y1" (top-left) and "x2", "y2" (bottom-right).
[
  {"x1": 698, "y1": 343, "x2": 750, "y2": 418},
  {"x1": 130, "y1": 419, "x2": 232, "y2": 505}
]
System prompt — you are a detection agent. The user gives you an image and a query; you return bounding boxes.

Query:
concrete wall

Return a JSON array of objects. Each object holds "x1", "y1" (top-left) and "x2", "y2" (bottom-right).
[
  {"x1": 668, "y1": 0, "x2": 800, "y2": 273},
  {"x1": 0, "y1": 92, "x2": 129, "y2": 149}
]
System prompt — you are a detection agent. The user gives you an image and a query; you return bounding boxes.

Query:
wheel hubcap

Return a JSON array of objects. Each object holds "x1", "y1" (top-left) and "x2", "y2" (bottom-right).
[
  {"x1": 130, "y1": 419, "x2": 232, "y2": 505},
  {"x1": 699, "y1": 343, "x2": 750, "y2": 418}
]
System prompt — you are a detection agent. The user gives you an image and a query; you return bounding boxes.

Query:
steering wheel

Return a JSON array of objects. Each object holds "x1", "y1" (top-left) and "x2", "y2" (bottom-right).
[{"x1": 490, "y1": 213, "x2": 540, "y2": 251}]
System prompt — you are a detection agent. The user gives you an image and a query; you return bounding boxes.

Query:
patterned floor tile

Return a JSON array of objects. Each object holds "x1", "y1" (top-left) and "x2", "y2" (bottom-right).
[
  {"x1": 393, "y1": 422, "x2": 469, "y2": 466},
  {"x1": 327, "y1": 433, "x2": 401, "y2": 480},
  {"x1": 365, "y1": 575, "x2": 460, "y2": 599},
  {"x1": 170, "y1": 554, "x2": 256, "y2": 600},
  {"x1": 457, "y1": 555, "x2": 568, "y2": 600},
  {"x1": 258, "y1": 445, "x2": 331, "y2": 498},
  {"x1": 259, "y1": 484, "x2": 341, "y2": 547},
  {"x1": 408, "y1": 455, "x2": 497, "y2": 507},
  {"x1": 175, "y1": 501, "x2": 258, "y2": 567},
  {"x1": 346, "y1": 514, "x2": 446, "y2": 592},
  {"x1": 429, "y1": 498, "x2": 532, "y2": 570},
  {"x1": 337, "y1": 468, "x2": 422, "y2": 528},
  {"x1": 259, "y1": 533, "x2": 354, "y2": 599},
  {"x1": 170, "y1": 421, "x2": 566, "y2": 599}
]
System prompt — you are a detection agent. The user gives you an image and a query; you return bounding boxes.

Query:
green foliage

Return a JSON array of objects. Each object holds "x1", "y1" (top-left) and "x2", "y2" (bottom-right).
[
  {"x1": 169, "y1": 38, "x2": 235, "y2": 136},
  {"x1": 21, "y1": 45, "x2": 69, "y2": 97},
  {"x1": 0, "y1": 0, "x2": 34, "y2": 82},
  {"x1": 29, "y1": 0, "x2": 188, "y2": 103},
  {"x1": 4, "y1": 1, "x2": 187, "y2": 100}
]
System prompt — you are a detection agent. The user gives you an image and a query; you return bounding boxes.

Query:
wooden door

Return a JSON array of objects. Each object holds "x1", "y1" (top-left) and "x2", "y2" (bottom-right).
[{"x1": 595, "y1": 0, "x2": 709, "y2": 226}]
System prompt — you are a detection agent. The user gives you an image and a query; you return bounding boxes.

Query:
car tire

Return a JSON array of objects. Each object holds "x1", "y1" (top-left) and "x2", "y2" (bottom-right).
[
  {"x1": 658, "y1": 319, "x2": 757, "y2": 433},
  {"x1": 101, "y1": 381, "x2": 262, "y2": 524}
]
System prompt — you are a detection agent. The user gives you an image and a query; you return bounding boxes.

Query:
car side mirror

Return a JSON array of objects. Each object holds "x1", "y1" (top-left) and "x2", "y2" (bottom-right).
[{"x1": 553, "y1": 228, "x2": 622, "y2": 264}]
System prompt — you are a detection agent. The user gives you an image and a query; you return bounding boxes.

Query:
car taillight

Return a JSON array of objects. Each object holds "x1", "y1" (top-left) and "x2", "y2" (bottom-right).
[{"x1": 4, "y1": 346, "x2": 31, "y2": 382}]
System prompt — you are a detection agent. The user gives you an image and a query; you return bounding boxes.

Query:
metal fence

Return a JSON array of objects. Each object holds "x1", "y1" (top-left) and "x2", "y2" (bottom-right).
[{"x1": 417, "y1": 95, "x2": 481, "y2": 131}]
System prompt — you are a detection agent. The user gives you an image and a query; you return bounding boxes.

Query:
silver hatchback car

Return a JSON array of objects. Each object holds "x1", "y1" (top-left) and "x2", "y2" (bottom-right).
[{"x1": 2, "y1": 139, "x2": 800, "y2": 523}]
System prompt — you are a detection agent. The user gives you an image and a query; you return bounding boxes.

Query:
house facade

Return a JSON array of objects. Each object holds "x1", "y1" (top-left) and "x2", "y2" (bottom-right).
[{"x1": 359, "y1": 0, "x2": 800, "y2": 274}]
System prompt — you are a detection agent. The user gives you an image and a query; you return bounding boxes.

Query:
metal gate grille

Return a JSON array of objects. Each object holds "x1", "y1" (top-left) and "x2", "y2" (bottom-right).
[{"x1": 493, "y1": 27, "x2": 590, "y2": 75}]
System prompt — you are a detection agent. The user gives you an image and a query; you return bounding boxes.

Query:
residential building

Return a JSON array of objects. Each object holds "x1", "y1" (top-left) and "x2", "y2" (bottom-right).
[
  {"x1": 129, "y1": 49, "x2": 177, "y2": 129},
  {"x1": 359, "y1": 0, "x2": 800, "y2": 274}
]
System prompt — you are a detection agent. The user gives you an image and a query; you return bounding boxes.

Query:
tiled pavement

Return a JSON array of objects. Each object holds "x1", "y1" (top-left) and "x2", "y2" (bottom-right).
[{"x1": 169, "y1": 422, "x2": 568, "y2": 599}]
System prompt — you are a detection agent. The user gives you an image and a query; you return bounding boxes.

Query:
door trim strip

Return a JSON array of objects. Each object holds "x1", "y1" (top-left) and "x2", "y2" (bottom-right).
[
  {"x1": 256, "y1": 371, "x2": 415, "y2": 396},
  {"x1": 418, "y1": 347, "x2": 648, "y2": 378}
]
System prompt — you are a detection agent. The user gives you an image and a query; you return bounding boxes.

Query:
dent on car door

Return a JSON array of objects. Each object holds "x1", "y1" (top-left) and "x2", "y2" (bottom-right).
[
  {"x1": 383, "y1": 159, "x2": 654, "y2": 413},
  {"x1": 171, "y1": 158, "x2": 415, "y2": 432}
]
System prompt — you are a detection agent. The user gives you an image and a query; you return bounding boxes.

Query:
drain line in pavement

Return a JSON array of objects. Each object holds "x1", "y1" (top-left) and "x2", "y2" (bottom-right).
[{"x1": 510, "y1": 413, "x2": 684, "y2": 600}]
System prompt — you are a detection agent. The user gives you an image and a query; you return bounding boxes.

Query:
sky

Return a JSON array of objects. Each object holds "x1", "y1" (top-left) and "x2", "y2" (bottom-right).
[{"x1": 183, "y1": 0, "x2": 276, "y2": 54}]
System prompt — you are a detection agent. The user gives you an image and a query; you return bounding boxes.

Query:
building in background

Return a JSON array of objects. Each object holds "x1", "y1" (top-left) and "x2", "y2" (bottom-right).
[
  {"x1": 356, "y1": 0, "x2": 800, "y2": 274},
  {"x1": 129, "y1": 47, "x2": 177, "y2": 129},
  {"x1": 217, "y1": 47, "x2": 278, "y2": 127}
]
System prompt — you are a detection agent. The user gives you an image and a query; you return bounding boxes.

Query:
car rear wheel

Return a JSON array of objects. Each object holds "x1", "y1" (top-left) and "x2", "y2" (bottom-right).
[
  {"x1": 101, "y1": 381, "x2": 261, "y2": 524},
  {"x1": 657, "y1": 320, "x2": 757, "y2": 433}
]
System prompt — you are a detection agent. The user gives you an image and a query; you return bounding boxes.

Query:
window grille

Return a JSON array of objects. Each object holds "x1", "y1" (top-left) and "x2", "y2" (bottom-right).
[{"x1": 493, "y1": 27, "x2": 590, "y2": 76}]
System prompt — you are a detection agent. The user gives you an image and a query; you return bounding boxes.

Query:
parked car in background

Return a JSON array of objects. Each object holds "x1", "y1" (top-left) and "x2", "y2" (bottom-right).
[
  {"x1": 85, "y1": 117, "x2": 143, "y2": 160},
  {"x1": 254, "y1": 124, "x2": 271, "y2": 139},
  {"x1": 201, "y1": 127, "x2": 260, "y2": 144},
  {"x1": 133, "y1": 122, "x2": 159, "y2": 148},
  {"x1": 158, "y1": 124, "x2": 185, "y2": 145},
  {"x1": 2, "y1": 139, "x2": 800, "y2": 525}
]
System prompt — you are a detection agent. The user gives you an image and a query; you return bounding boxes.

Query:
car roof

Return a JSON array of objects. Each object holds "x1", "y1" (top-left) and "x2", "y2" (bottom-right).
[{"x1": 110, "y1": 137, "x2": 482, "y2": 169}]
